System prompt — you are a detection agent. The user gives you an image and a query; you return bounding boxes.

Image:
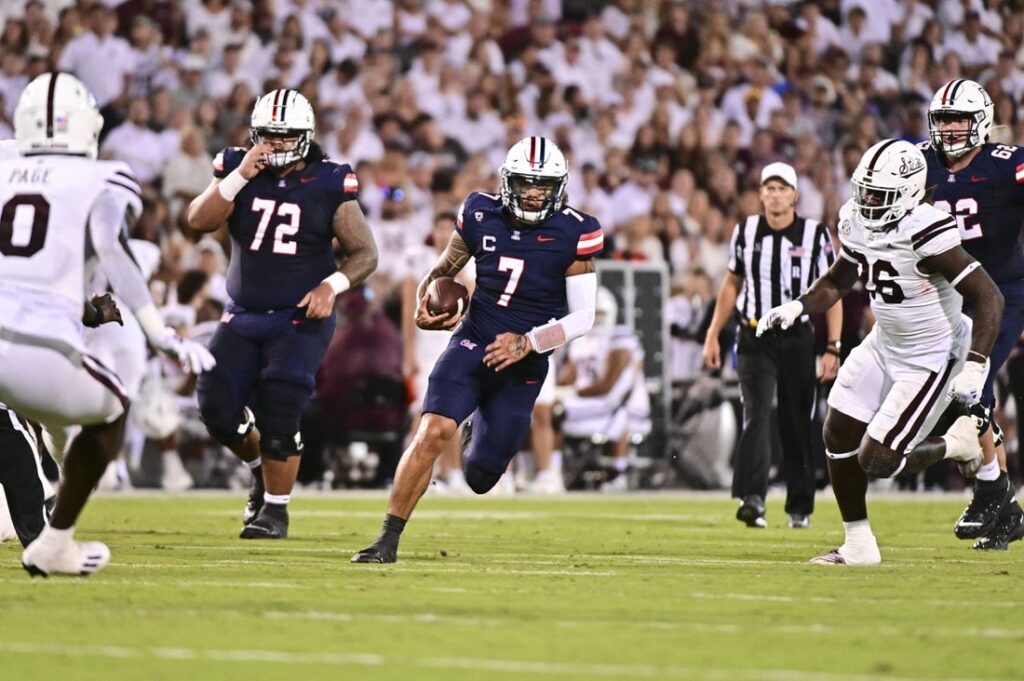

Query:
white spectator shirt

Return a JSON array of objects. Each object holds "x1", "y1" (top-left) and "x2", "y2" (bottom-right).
[
  {"x1": 609, "y1": 182, "x2": 654, "y2": 233},
  {"x1": 324, "y1": 128, "x2": 385, "y2": 166},
  {"x1": 449, "y1": 112, "x2": 505, "y2": 157},
  {"x1": 57, "y1": 32, "x2": 135, "y2": 108},
  {"x1": 719, "y1": 84, "x2": 784, "y2": 130},
  {"x1": 578, "y1": 37, "x2": 626, "y2": 106},
  {"x1": 942, "y1": 32, "x2": 1001, "y2": 70},
  {"x1": 327, "y1": 32, "x2": 367, "y2": 65},
  {"x1": 205, "y1": 68, "x2": 260, "y2": 102},
  {"x1": 0, "y1": 71, "x2": 26, "y2": 119},
  {"x1": 101, "y1": 122, "x2": 167, "y2": 185},
  {"x1": 346, "y1": 0, "x2": 394, "y2": 38},
  {"x1": 427, "y1": 0, "x2": 472, "y2": 33}
]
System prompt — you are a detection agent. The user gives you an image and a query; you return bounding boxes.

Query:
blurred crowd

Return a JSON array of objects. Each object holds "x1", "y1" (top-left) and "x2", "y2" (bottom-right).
[{"x1": 3, "y1": 0, "x2": 1024, "y2": 488}]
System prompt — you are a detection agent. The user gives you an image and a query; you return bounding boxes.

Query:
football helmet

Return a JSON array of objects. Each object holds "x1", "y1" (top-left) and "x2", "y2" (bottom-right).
[
  {"x1": 928, "y1": 79, "x2": 993, "y2": 158},
  {"x1": 14, "y1": 72, "x2": 104, "y2": 158},
  {"x1": 851, "y1": 139, "x2": 927, "y2": 230},
  {"x1": 595, "y1": 287, "x2": 618, "y2": 327},
  {"x1": 250, "y1": 89, "x2": 315, "y2": 167},
  {"x1": 500, "y1": 136, "x2": 568, "y2": 224}
]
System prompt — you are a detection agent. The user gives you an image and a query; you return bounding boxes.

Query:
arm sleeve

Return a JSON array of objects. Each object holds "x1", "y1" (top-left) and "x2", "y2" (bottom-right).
[
  {"x1": 87, "y1": 187, "x2": 154, "y2": 314},
  {"x1": 727, "y1": 223, "x2": 744, "y2": 275},
  {"x1": 526, "y1": 271, "x2": 598, "y2": 353}
]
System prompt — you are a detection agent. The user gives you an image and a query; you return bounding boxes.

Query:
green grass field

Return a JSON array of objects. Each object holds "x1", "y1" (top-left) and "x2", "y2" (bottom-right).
[{"x1": 0, "y1": 491, "x2": 1020, "y2": 681}]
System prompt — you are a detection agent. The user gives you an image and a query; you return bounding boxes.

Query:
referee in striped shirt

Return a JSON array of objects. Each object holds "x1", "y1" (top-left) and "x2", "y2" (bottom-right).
[{"x1": 702, "y1": 162, "x2": 842, "y2": 529}]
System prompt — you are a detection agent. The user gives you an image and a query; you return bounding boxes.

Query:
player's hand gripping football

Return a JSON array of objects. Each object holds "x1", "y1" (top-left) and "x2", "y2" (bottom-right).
[
  {"x1": 755, "y1": 300, "x2": 804, "y2": 337},
  {"x1": 949, "y1": 357, "x2": 989, "y2": 404},
  {"x1": 83, "y1": 293, "x2": 123, "y2": 328},
  {"x1": 298, "y1": 282, "x2": 336, "y2": 319},
  {"x1": 414, "y1": 293, "x2": 461, "y2": 331},
  {"x1": 154, "y1": 328, "x2": 217, "y2": 374},
  {"x1": 238, "y1": 140, "x2": 274, "y2": 179},
  {"x1": 484, "y1": 333, "x2": 531, "y2": 371}
]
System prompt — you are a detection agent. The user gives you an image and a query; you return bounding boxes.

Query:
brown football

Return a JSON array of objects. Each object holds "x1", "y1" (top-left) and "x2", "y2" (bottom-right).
[{"x1": 426, "y1": 277, "x2": 469, "y2": 317}]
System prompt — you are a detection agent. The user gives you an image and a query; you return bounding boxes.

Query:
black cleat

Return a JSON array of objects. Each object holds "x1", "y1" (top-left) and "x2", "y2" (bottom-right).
[
  {"x1": 736, "y1": 494, "x2": 767, "y2": 528},
  {"x1": 459, "y1": 417, "x2": 473, "y2": 454},
  {"x1": 239, "y1": 503, "x2": 288, "y2": 539},
  {"x1": 973, "y1": 499, "x2": 1024, "y2": 551},
  {"x1": 350, "y1": 542, "x2": 397, "y2": 564},
  {"x1": 954, "y1": 473, "x2": 1013, "y2": 539}
]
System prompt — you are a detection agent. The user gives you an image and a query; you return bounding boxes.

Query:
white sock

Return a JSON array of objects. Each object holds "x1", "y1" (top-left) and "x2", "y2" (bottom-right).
[
  {"x1": 550, "y1": 450, "x2": 563, "y2": 471},
  {"x1": 447, "y1": 469, "x2": 465, "y2": 485},
  {"x1": 976, "y1": 460, "x2": 1001, "y2": 481},
  {"x1": 613, "y1": 457, "x2": 627, "y2": 473},
  {"x1": 245, "y1": 459, "x2": 261, "y2": 470},
  {"x1": 264, "y1": 492, "x2": 290, "y2": 506},
  {"x1": 843, "y1": 519, "x2": 874, "y2": 545}
]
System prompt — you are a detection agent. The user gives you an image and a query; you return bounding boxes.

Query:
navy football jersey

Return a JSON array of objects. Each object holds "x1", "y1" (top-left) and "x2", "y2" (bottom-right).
[
  {"x1": 455, "y1": 192, "x2": 604, "y2": 344},
  {"x1": 923, "y1": 142, "x2": 1024, "y2": 284},
  {"x1": 213, "y1": 146, "x2": 359, "y2": 310}
]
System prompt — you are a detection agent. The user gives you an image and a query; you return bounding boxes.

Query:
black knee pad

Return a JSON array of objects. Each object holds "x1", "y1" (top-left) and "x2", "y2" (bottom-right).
[
  {"x1": 261, "y1": 433, "x2": 304, "y2": 461},
  {"x1": 202, "y1": 404, "x2": 255, "y2": 447},
  {"x1": 464, "y1": 461, "x2": 502, "y2": 494}
]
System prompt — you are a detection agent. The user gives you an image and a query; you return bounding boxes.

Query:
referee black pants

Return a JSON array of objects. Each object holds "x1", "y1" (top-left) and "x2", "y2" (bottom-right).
[
  {"x1": 0, "y1": 408, "x2": 57, "y2": 547},
  {"x1": 731, "y1": 324, "x2": 817, "y2": 516}
]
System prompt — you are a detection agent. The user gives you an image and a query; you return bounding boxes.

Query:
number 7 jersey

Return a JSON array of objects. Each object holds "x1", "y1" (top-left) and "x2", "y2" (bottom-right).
[
  {"x1": 455, "y1": 191, "x2": 603, "y2": 344},
  {"x1": 836, "y1": 199, "x2": 964, "y2": 367}
]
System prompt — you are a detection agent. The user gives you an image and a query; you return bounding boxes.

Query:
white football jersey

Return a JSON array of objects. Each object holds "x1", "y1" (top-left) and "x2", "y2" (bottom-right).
[
  {"x1": 0, "y1": 151, "x2": 142, "y2": 345},
  {"x1": 568, "y1": 324, "x2": 643, "y2": 396},
  {"x1": 837, "y1": 199, "x2": 963, "y2": 364}
]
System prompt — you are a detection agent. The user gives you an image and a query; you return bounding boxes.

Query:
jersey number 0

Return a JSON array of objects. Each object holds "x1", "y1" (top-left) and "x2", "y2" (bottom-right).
[{"x1": 0, "y1": 194, "x2": 50, "y2": 258}]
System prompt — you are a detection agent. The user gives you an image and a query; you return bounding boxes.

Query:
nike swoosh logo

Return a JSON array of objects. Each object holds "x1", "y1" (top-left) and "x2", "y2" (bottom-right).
[
  {"x1": 525, "y1": 380, "x2": 539, "y2": 384},
  {"x1": 300, "y1": 177, "x2": 316, "y2": 183},
  {"x1": 537, "y1": 235, "x2": 555, "y2": 242},
  {"x1": 969, "y1": 176, "x2": 987, "y2": 183}
]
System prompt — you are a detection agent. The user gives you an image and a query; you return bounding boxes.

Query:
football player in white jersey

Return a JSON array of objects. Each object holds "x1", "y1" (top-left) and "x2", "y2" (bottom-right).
[
  {"x1": 0, "y1": 73, "x2": 214, "y2": 577},
  {"x1": 559, "y1": 287, "x2": 650, "y2": 490},
  {"x1": 758, "y1": 139, "x2": 1003, "y2": 565}
]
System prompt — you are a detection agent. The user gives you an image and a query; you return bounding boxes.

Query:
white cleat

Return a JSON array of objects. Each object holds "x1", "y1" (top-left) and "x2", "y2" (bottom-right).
[
  {"x1": 22, "y1": 537, "x2": 111, "y2": 577},
  {"x1": 527, "y1": 470, "x2": 566, "y2": 495},
  {"x1": 942, "y1": 415, "x2": 984, "y2": 478},
  {"x1": 161, "y1": 451, "x2": 193, "y2": 491},
  {"x1": 809, "y1": 541, "x2": 881, "y2": 566}
]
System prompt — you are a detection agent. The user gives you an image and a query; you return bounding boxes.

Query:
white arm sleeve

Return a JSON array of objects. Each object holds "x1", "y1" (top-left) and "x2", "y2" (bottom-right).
[
  {"x1": 88, "y1": 187, "x2": 163, "y2": 340},
  {"x1": 526, "y1": 271, "x2": 597, "y2": 353}
]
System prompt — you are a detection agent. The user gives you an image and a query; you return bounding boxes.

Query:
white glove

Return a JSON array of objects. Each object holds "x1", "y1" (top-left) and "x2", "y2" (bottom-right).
[
  {"x1": 755, "y1": 300, "x2": 804, "y2": 337},
  {"x1": 949, "y1": 358, "x2": 989, "y2": 404},
  {"x1": 155, "y1": 329, "x2": 217, "y2": 374}
]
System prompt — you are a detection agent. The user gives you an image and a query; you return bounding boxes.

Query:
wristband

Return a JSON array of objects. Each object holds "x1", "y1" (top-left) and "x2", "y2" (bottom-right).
[
  {"x1": 825, "y1": 348, "x2": 841, "y2": 357},
  {"x1": 323, "y1": 271, "x2": 351, "y2": 295},
  {"x1": 217, "y1": 168, "x2": 249, "y2": 202},
  {"x1": 967, "y1": 350, "x2": 988, "y2": 363}
]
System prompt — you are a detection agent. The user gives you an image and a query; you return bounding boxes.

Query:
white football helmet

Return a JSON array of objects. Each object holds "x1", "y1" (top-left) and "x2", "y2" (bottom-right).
[
  {"x1": 500, "y1": 136, "x2": 569, "y2": 224},
  {"x1": 928, "y1": 79, "x2": 993, "y2": 158},
  {"x1": 595, "y1": 287, "x2": 618, "y2": 328},
  {"x1": 14, "y1": 72, "x2": 104, "y2": 158},
  {"x1": 250, "y1": 88, "x2": 315, "y2": 167},
  {"x1": 851, "y1": 139, "x2": 927, "y2": 230}
]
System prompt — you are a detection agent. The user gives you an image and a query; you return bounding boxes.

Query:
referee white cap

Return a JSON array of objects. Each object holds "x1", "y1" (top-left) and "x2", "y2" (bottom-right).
[{"x1": 761, "y1": 162, "x2": 797, "y2": 188}]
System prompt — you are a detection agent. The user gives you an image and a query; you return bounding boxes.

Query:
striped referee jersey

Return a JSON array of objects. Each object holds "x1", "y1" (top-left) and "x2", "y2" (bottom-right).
[{"x1": 728, "y1": 215, "x2": 835, "y2": 325}]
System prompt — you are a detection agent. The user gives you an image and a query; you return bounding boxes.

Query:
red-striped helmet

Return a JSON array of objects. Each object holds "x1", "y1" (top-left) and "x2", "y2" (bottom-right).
[
  {"x1": 250, "y1": 89, "x2": 315, "y2": 167},
  {"x1": 500, "y1": 136, "x2": 568, "y2": 224},
  {"x1": 928, "y1": 79, "x2": 993, "y2": 158}
]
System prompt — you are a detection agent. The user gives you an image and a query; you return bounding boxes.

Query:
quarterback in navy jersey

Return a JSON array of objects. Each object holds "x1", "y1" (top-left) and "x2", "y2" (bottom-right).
[
  {"x1": 352, "y1": 137, "x2": 603, "y2": 563},
  {"x1": 187, "y1": 89, "x2": 378, "y2": 539},
  {"x1": 924, "y1": 78, "x2": 1024, "y2": 549}
]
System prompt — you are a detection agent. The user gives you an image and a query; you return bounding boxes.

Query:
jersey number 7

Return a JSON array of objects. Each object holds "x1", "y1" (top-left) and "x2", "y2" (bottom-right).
[{"x1": 497, "y1": 256, "x2": 524, "y2": 306}]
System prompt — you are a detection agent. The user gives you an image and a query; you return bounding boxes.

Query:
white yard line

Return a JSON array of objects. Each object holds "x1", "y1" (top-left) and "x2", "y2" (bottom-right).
[{"x1": 0, "y1": 641, "x2": 999, "y2": 681}]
